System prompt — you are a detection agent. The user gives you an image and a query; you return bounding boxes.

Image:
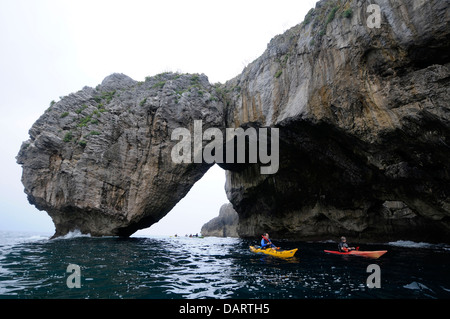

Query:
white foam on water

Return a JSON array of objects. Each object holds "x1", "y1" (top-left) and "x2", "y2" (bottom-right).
[
  {"x1": 403, "y1": 281, "x2": 432, "y2": 291},
  {"x1": 56, "y1": 229, "x2": 91, "y2": 239},
  {"x1": 387, "y1": 240, "x2": 450, "y2": 250},
  {"x1": 0, "y1": 231, "x2": 50, "y2": 251}
]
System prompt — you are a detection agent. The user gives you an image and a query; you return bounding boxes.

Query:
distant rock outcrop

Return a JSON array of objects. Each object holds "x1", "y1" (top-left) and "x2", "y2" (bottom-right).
[
  {"x1": 17, "y1": 0, "x2": 450, "y2": 242},
  {"x1": 201, "y1": 203, "x2": 239, "y2": 237}
]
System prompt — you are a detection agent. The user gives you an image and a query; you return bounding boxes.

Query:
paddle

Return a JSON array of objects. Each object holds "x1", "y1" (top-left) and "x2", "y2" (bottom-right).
[{"x1": 262, "y1": 235, "x2": 280, "y2": 250}]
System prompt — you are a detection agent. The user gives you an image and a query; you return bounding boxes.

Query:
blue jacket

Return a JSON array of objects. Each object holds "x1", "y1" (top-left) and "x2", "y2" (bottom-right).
[{"x1": 261, "y1": 238, "x2": 274, "y2": 248}]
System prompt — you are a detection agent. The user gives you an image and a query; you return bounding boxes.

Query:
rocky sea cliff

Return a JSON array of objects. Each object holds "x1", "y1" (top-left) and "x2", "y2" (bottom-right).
[
  {"x1": 201, "y1": 203, "x2": 239, "y2": 238},
  {"x1": 17, "y1": 0, "x2": 449, "y2": 242}
]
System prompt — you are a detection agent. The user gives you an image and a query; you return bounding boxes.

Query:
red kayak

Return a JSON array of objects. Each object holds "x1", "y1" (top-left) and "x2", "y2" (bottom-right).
[{"x1": 324, "y1": 249, "x2": 387, "y2": 259}]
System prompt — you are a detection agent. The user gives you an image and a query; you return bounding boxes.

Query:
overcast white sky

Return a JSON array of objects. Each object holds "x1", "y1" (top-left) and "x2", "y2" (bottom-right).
[{"x1": 0, "y1": 0, "x2": 315, "y2": 236}]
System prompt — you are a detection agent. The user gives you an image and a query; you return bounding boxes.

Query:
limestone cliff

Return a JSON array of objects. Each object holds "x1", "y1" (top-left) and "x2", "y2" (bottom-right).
[
  {"x1": 17, "y1": 0, "x2": 450, "y2": 242},
  {"x1": 17, "y1": 73, "x2": 223, "y2": 237},
  {"x1": 201, "y1": 203, "x2": 239, "y2": 237},
  {"x1": 223, "y1": 0, "x2": 450, "y2": 242}
]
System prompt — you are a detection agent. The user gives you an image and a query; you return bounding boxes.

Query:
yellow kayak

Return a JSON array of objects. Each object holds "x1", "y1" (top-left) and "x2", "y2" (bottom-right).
[{"x1": 249, "y1": 246, "x2": 298, "y2": 258}]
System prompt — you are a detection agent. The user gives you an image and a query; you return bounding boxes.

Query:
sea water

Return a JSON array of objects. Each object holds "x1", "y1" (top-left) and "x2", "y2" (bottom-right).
[{"x1": 1, "y1": 230, "x2": 449, "y2": 299}]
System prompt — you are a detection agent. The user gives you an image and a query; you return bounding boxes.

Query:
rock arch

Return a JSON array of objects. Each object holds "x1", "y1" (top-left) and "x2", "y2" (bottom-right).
[
  {"x1": 17, "y1": 72, "x2": 223, "y2": 237},
  {"x1": 17, "y1": 0, "x2": 450, "y2": 242}
]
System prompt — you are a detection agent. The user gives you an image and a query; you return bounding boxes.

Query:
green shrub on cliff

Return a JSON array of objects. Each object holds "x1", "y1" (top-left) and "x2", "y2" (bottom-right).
[
  {"x1": 274, "y1": 70, "x2": 283, "y2": 78},
  {"x1": 326, "y1": 6, "x2": 339, "y2": 24},
  {"x1": 303, "y1": 8, "x2": 315, "y2": 25},
  {"x1": 78, "y1": 140, "x2": 87, "y2": 148},
  {"x1": 318, "y1": 5, "x2": 340, "y2": 38},
  {"x1": 152, "y1": 81, "x2": 166, "y2": 89},
  {"x1": 63, "y1": 131, "x2": 73, "y2": 143},
  {"x1": 78, "y1": 115, "x2": 92, "y2": 127},
  {"x1": 343, "y1": 8, "x2": 352, "y2": 18}
]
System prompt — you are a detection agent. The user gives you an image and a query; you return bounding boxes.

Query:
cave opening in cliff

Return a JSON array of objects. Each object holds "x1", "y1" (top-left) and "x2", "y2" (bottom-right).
[{"x1": 134, "y1": 164, "x2": 228, "y2": 237}]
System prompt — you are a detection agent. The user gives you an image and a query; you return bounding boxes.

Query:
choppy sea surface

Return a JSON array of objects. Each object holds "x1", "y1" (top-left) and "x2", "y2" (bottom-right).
[{"x1": 1, "y1": 230, "x2": 449, "y2": 299}]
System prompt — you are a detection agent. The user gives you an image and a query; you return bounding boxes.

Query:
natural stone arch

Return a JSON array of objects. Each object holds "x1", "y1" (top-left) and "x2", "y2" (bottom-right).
[
  {"x1": 17, "y1": 0, "x2": 450, "y2": 243},
  {"x1": 17, "y1": 72, "x2": 224, "y2": 238}
]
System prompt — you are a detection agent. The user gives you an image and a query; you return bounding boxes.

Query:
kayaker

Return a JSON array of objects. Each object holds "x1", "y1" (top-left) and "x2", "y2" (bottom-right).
[
  {"x1": 338, "y1": 236, "x2": 356, "y2": 252},
  {"x1": 261, "y1": 233, "x2": 276, "y2": 249}
]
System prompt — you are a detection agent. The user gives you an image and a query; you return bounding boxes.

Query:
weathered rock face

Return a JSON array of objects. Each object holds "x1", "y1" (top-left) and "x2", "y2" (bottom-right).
[
  {"x1": 223, "y1": 0, "x2": 450, "y2": 242},
  {"x1": 201, "y1": 203, "x2": 239, "y2": 237},
  {"x1": 17, "y1": 0, "x2": 450, "y2": 242},
  {"x1": 17, "y1": 73, "x2": 224, "y2": 237}
]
